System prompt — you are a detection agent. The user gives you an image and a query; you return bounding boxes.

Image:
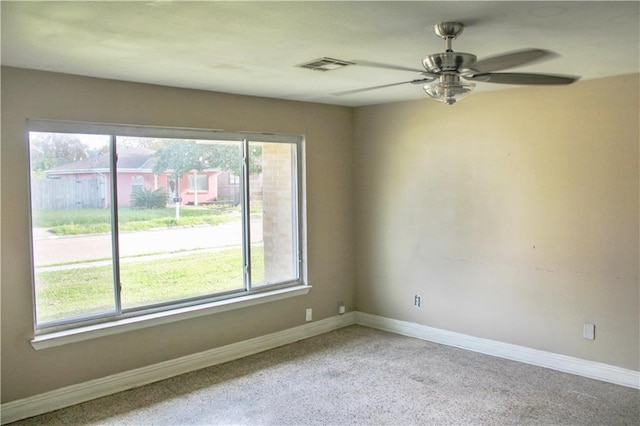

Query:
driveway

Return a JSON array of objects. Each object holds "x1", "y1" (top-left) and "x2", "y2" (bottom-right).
[{"x1": 33, "y1": 221, "x2": 263, "y2": 267}]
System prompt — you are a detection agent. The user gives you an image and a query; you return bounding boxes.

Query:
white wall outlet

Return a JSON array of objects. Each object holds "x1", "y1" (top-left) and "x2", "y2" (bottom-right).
[
  {"x1": 338, "y1": 304, "x2": 346, "y2": 315},
  {"x1": 414, "y1": 294, "x2": 422, "y2": 308},
  {"x1": 305, "y1": 308, "x2": 312, "y2": 322},
  {"x1": 583, "y1": 323, "x2": 595, "y2": 340}
]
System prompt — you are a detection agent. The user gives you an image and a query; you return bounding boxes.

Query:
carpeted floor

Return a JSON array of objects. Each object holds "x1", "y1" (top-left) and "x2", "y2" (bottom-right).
[{"x1": 9, "y1": 325, "x2": 640, "y2": 425}]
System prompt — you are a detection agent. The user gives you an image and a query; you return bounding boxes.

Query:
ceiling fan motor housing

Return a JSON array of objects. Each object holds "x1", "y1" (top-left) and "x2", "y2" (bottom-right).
[{"x1": 422, "y1": 52, "x2": 477, "y2": 74}]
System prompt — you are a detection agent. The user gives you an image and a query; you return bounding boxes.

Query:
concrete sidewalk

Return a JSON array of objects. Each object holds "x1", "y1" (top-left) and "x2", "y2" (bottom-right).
[{"x1": 33, "y1": 221, "x2": 263, "y2": 267}]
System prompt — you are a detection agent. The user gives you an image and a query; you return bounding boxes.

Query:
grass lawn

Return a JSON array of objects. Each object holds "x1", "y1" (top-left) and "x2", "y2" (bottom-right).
[
  {"x1": 35, "y1": 247, "x2": 265, "y2": 324},
  {"x1": 32, "y1": 205, "x2": 242, "y2": 235}
]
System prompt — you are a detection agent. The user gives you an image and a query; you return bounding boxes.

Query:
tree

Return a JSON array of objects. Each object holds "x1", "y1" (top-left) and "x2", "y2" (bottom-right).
[
  {"x1": 118, "y1": 136, "x2": 165, "y2": 150},
  {"x1": 201, "y1": 144, "x2": 262, "y2": 176},
  {"x1": 152, "y1": 139, "x2": 263, "y2": 218},
  {"x1": 153, "y1": 140, "x2": 262, "y2": 179},
  {"x1": 30, "y1": 132, "x2": 90, "y2": 172},
  {"x1": 152, "y1": 140, "x2": 207, "y2": 178},
  {"x1": 153, "y1": 140, "x2": 206, "y2": 219}
]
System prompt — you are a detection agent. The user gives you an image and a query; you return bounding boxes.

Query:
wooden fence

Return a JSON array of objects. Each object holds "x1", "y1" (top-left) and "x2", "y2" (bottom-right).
[{"x1": 31, "y1": 177, "x2": 106, "y2": 209}]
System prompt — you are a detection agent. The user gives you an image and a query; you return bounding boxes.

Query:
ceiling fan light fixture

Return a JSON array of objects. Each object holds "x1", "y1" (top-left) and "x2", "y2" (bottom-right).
[{"x1": 424, "y1": 74, "x2": 475, "y2": 105}]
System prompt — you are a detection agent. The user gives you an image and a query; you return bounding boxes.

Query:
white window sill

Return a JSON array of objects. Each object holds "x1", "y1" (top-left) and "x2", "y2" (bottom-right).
[{"x1": 31, "y1": 285, "x2": 311, "y2": 350}]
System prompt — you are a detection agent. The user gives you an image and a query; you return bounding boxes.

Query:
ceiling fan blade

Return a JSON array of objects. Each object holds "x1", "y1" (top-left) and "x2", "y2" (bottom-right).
[
  {"x1": 469, "y1": 49, "x2": 558, "y2": 73},
  {"x1": 465, "y1": 72, "x2": 579, "y2": 85},
  {"x1": 351, "y1": 59, "x2": 433, "y2": 75},
  {"x1": 332, "y1": 78, "x2": 434, "y2": 96}
]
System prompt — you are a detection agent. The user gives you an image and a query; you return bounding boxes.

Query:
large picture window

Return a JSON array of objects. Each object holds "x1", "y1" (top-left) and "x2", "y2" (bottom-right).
[{"x1": 27, "y1": 120, "x2": 306, "y2": 331}]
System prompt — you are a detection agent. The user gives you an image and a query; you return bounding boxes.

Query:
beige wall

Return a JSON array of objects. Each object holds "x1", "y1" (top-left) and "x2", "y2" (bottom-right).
[
  {"x1": 2, "y1": 67, "x2": 638, "y2": 404},
  {"x1": 0, "y1": 67, "x2": 356, "y2": 402},
  {"x1": 354, "y1": 74, "x2": 639, "y2": 370}
]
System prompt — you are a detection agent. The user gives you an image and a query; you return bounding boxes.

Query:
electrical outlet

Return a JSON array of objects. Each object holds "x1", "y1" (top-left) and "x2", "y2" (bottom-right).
[
  {"x1": 414, "y1": 294, "x2": 422, "y2": 308},
  {"x1": 583, "y1": 323, "x2": 595, "y2": 340},
  {"x1": 338, "y1": 304, "x2": 346, "y2": 315},
  {"x1": 305, "y1": 308, "x2": 312, "y2": 321}
]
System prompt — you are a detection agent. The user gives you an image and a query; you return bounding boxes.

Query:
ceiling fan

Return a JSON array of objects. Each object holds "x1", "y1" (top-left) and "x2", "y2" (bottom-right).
[{"x1": 336, "y1": 22, "x2": 579, "y2": 105}]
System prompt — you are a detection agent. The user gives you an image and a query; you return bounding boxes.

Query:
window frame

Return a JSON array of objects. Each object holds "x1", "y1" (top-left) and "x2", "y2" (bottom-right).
[{"x1": 27, "y1": 119, "x2": 308, "y2": 337}]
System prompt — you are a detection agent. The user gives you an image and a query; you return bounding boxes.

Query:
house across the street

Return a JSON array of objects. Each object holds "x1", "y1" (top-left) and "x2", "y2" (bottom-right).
[{"x1": 40, "y1": 147, "x2": 246, "y2": 208}]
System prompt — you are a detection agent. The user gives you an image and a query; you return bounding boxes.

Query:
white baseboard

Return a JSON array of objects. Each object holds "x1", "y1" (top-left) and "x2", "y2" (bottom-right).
[
  {"x1": 0, "y1": 312, "x2": 357, "y2": 425},
  {"x1": 355, "y1": 312, "x2": 640, "y2": 390},
  {"x1": 3, "y1": 311, "x2": 638, "y2": 424}
]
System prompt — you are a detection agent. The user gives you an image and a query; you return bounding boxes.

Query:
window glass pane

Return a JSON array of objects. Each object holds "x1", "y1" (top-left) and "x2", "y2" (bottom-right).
[
  {"x1": 28, "y1": 132, "x2": 116, "y2": 324},
  {"x1": 229, "y1": 173, "x2": 240, "y2": 185},
  {"x1": 116, "y1": 137, "x2": 245, "y2": 309},
  {"x1": 217, "y1": 172, "x2": 241, "y2": 203},
  {"x1": 249, "y1": 142, "x2": 298, "y2": 287},
  {"x1": 131, "y1": 175, "x2": 144, "y2": 192},
  {"x1": 28, "y1": 122, "x2": 305, "y2": 331},
  {"x1": 187, "y1": 174, "x2": 209, "y2": 191}
]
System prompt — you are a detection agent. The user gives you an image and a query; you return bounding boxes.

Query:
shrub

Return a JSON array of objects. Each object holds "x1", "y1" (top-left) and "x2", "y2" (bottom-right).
[{"x1": 130, "y1": 187, "x2": 167, "y2": 209}]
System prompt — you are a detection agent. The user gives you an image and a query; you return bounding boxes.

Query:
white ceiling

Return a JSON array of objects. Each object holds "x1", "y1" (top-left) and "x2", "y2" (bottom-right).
[{"x1": 1, "y1": 1, "x2": 639, "y2": 107}]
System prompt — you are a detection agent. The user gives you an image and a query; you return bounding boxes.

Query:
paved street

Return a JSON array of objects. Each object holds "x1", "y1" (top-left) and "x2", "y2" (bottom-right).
[{"x1": 33, "y1": 221, "x2": 263, "y2": 267}]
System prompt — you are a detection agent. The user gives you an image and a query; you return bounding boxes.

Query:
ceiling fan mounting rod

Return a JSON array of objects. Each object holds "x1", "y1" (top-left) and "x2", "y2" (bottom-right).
[{"x1": 445, "y1": 37, "x2": 453, "y2": 52}]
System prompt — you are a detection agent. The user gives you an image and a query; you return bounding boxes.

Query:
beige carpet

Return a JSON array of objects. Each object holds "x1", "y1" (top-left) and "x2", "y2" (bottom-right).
[{"x1": 10, "y1": 325, "x2": 640, "y2": 425}]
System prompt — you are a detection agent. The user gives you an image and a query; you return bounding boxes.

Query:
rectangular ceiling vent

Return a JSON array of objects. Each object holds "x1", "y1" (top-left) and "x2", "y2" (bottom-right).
[{"x1": 297, "y1": 57, "x2": 354, "y2": 71}]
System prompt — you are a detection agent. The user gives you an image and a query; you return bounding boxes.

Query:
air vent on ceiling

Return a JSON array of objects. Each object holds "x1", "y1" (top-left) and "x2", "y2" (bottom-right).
[{"x1": 297, "y1": 57, "x2": 354, "y2": 71}]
